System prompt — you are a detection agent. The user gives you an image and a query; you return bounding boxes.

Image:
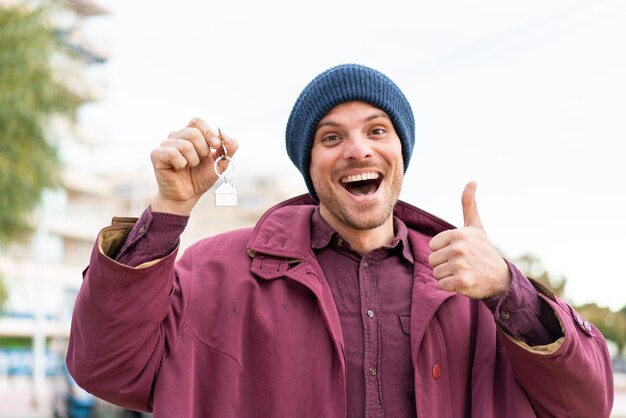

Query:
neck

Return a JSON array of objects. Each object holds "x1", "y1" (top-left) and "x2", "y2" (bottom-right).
[{"x1": 319, "y1": 207, "x2": 395, "y2": 254}]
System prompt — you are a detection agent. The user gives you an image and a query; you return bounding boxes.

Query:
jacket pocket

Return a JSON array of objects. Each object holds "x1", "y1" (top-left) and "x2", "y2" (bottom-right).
[{"x1": 399, "y1": 314, "x2": 415, "y2": 394}]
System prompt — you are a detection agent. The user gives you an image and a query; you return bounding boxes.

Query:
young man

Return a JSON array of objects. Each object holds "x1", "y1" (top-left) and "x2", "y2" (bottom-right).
[{"x1": 67, "y1": 64, "x2": 614, "y2": 417}]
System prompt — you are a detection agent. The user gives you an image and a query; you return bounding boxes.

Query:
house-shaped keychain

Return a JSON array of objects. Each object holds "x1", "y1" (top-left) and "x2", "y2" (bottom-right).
[{"x1": 214, "y1": 180, "x2": 238, "y2": 207}]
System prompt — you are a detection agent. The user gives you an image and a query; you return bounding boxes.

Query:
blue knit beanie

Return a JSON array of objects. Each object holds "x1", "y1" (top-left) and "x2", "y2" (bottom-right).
[{"x1": 286, "y1": 63, "x2": 415, "y2": 200}]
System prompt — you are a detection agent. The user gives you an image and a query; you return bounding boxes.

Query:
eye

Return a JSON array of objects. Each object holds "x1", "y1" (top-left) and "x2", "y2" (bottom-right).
[
  {"x1": 322, "y1": 134, "x2": 341, "y2": 144},
  {"x1": 370, "y1": 127, "x2": 387, "y2": 136}
]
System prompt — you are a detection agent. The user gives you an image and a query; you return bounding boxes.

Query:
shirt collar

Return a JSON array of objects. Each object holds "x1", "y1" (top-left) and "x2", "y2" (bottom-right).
[{"x1": 311, "y1": 207, "x2": 414, "y2": 264}]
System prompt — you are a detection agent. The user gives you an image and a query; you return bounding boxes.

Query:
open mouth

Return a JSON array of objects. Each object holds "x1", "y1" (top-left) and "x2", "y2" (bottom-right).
[{"x1": 341, "y1": 172, "x2": 383, "y2": 196}]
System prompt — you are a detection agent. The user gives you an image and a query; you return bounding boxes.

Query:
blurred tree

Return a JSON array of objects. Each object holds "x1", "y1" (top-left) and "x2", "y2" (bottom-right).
[
  {"x1": 513, "y1": 253, "x2": 567, "y2": 297},
  {"x1": 0, "y1": 3, "x2": 82, "y2": 246},
  {"x1": 0, "y1": 273, "x2": 6, "y2": 313}
]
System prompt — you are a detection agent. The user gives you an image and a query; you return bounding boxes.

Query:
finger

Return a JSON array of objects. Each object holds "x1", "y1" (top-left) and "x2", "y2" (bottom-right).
[
  {"x1": 168, "y1": 126, "x2": 210, "y2": 159},
  {"x1": 431, "y1": 261, "x2": 455, "y2": 280},
  {"x1": 462, "y1": 181, "x2": 484, "y2": 229},
  {"x1": 160, "y1": 138, "x2": 201, "y2": 167},
  {"x1": 428, "y1": 248, "x2": 449, "y2": 269},
  {"x1": 437, "y1": 276, "x2": 459, "y2": 293},
  {"x1": 187, "y1": 117, "x2": 224, "y2": 151},
  {"x1": 429, "y1": 230, "x2": 453, "y2": 252},
  {"x1": 151, "y1": 146, "x2": 188, "y2": 171},
  {"x1": 187, "y1": 117, "x2": 214, "y2": 141}
]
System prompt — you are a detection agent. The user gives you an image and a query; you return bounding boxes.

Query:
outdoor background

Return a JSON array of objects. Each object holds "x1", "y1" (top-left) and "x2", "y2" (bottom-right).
[
  {"x1": 86, "y1": 0, "x2": 626, "y2": 309},
  {"x1": 1, "y1": 0, "x2": 625, "y2": 416}
]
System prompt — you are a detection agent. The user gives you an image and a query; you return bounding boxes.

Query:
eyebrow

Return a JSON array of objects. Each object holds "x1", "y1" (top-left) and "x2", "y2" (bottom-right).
[{"x1": 317, "y1": 112, "x2": 390, "y2": 129}]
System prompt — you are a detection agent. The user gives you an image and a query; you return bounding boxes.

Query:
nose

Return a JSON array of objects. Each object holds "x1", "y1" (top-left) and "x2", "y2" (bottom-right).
[{"x1": 343, "y1": 135, "x2": 373, "y2": 161}]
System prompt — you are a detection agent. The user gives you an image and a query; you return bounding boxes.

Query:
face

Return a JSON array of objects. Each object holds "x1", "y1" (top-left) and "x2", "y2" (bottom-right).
[{"x1": 310, "y1": 101, "x2": 404, "y2": 232}]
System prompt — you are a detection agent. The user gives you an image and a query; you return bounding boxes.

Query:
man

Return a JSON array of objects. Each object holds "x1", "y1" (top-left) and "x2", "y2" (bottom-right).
[{"x1": 67, "y1": 64, "x2": 613, "y2": 417}]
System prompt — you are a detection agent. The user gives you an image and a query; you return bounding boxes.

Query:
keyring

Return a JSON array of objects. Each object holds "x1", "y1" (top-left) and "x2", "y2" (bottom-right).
[
  {"x1": 213, "y1": 127, "x2": 238, "y2": 207},
  {"x1": 214, "y1": 128, "x2": 235, "y2": 180},
  {"x1": 214, "y1": 155, "x2": 235, "y2": 180}
]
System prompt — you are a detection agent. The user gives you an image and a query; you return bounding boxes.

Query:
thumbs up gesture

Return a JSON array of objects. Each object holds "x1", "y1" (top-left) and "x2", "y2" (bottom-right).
[{"x1": 428, "y1": 182, "x2": 511, "y2": 299}]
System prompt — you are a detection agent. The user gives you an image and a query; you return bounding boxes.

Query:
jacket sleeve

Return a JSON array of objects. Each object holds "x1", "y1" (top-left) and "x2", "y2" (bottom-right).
[
  {"x1": 499, "y1": 278, "x2": 614, "y2": 417},
  {"x1": 66, "y1": 220, "x2": 190, "y2": 412}
]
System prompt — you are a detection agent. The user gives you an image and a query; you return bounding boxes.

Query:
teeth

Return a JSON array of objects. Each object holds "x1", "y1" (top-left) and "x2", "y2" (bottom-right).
[{"x1": 341, "y1": 172, "x2": 380, "y2": 183}]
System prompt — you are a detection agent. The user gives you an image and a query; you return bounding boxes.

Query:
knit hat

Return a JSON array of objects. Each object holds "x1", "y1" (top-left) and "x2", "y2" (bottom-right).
[{"x1": 286, "y1": 63, "x2": 415, "y2": 200}]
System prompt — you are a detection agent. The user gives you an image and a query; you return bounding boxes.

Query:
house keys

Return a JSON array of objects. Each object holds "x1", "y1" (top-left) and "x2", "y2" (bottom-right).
[{"x1": 213, "y1": 129, "x2": 238, "y2": 207}]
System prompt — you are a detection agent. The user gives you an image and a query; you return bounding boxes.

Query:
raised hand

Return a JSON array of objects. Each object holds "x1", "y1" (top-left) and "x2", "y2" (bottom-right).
[
  {"x1": 428, "y1": 182, "x2": 511, "y2": 299},
  {"x1": 150, "y1": 117, "x2": 238, "y2": 215}
]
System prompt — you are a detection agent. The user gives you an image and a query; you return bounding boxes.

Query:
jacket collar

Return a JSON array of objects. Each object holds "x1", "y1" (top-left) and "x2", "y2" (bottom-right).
[
  {"x1": 246, "y1": 194, "x2": 456, "y2": 265},
  {"x1": 246, "y1": 195, "x2": 317, "y2": 262},
  {"x1": 310, "y1": 207, "x2": 414, "y2": 264}
]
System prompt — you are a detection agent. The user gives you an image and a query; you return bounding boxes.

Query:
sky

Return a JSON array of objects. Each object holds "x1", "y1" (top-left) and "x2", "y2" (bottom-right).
[{"x1": 79, "y1": 0, "x2": 626, "y2": 310}]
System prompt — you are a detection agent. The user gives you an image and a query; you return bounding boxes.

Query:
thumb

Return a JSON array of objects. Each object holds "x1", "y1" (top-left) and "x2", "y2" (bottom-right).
[{"x1": 462, "y1": 181, "x2": 484, "y2": 228}]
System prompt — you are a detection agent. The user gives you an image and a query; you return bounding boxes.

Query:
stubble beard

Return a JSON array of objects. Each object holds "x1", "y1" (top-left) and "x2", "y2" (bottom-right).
[{"x1": 315, "y1": 171, "x2": 403, "y2": 231}]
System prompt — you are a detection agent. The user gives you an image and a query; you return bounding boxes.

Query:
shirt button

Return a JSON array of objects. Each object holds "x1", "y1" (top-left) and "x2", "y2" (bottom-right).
[
  {"x1": 337, "y1": 238, "x2": 343, "y2": 246},
  {"x1": 432, "y1": 363, "x2": 441, "y2": 380},
  {"x1": 369, "y1": 367, "x2": 377, "y2": 376},
  {"x1": 363, "y1": 261, "x2": 368, "y2": 268},
  {"x1": 500, "y1": 311, "x2": 510, "y2": 320},
  {"x1": 583, "y1": 321, "x2": 592, "y2": 332},
  {"x1": 138, "y1": 226, "x2": 145, "y2": 234},
  {"x1": 367, "y1": 310, "x2": 374, "y2": 318}
]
